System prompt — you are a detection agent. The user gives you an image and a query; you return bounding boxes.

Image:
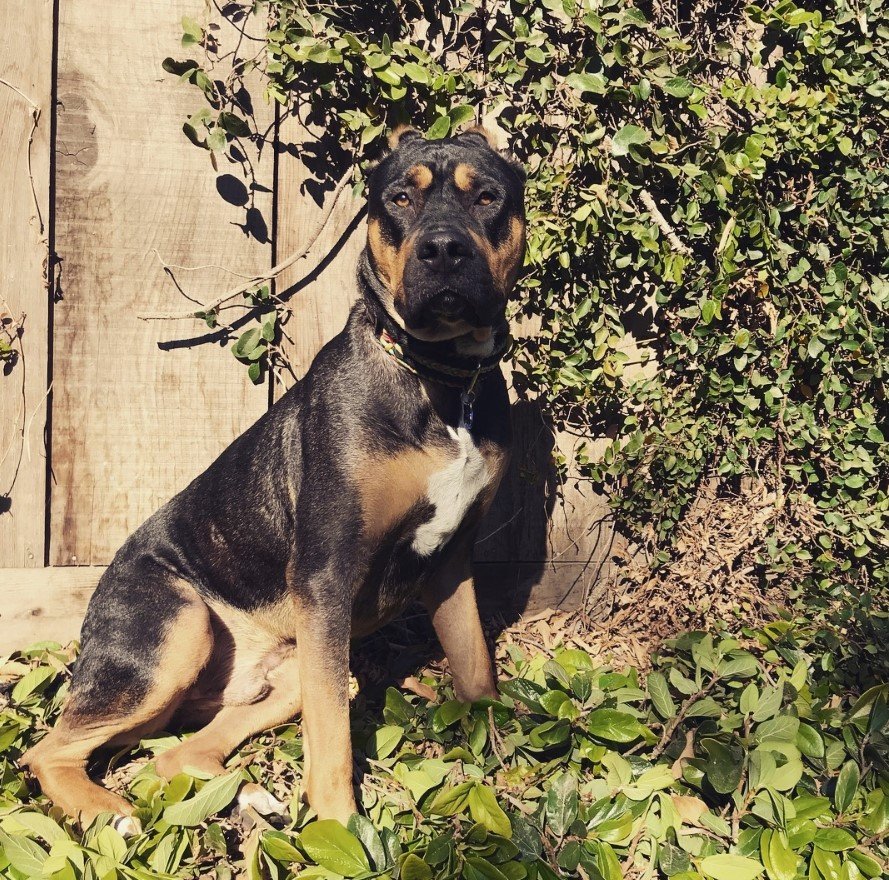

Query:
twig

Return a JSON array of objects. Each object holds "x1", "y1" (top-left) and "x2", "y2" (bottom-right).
[
  {"x1": 137, "y1": 168, "x2": 358, "y2": 320},
  {"x1": 639, "y1": 189, "x2": 692, "y2": 256},
  {"x1": 487, "y1": 707, "x2": 508, "y2": 771},
  {"x1": 651, "y1": 673, "x2": 719, "y2": 760},
  {"x1": 0, "y1": 77, "x2": 44, "y2": 237}
]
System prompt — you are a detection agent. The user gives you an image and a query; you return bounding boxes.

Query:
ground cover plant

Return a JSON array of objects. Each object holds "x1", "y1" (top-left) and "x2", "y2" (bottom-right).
[
  {"x1": 0, "y1": 618, "x2": 886, "y2": 879},
  {"x1": 156, "y1": 0, "x2": 888, "y2": 629}
]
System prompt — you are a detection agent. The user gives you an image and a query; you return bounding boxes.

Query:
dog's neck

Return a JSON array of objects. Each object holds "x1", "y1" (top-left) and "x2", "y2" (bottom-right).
[{"x1": 356, "y1": 249, "x2": 510, "y2": 390}]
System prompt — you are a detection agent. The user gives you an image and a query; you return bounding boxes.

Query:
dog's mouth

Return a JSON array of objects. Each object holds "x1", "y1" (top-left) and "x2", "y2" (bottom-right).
[
  {"x1": 426, "y1": 289, "x2": 472, "y2": 321},
  {"x1": 423, "y1": 288, "x2": 502, "y2": 328}
]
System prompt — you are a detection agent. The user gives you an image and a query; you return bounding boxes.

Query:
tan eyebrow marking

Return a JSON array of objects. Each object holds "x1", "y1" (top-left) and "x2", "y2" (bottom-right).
[
  {"x1": 407, "y1": 164, "x2": 433, "y2": 190},
  {"x1": 454, "y1": 163, "x2": 476, "y2": 192}
]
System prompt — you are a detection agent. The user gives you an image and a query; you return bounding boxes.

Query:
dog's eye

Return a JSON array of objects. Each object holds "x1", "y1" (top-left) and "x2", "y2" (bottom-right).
[
  {"x1": 392, "y1": 192, "x2": 411, "y2": 208},
  {"x1": 476, "y1": 191, "x2": 497, "y2": 206}
]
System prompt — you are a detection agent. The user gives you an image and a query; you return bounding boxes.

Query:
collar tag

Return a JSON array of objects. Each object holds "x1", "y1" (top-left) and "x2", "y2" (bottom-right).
[
  {"x1": 460, "y1": 365, "x2": 482, "y2": 430},
  {"x1": 460, "y1": 388, "x2": 476, "y2": 430}
]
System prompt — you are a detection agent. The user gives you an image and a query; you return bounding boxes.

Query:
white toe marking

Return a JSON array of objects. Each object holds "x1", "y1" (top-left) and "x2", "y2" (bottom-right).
[
  {"x1": 412, "y1": 427, "x2": 489, "y2": 557},
  {"x1": 237, "y1": 783, "x2": 286, "y2": 816},
  {"x1": 114, "y1": 815, "x2": 142, "y2": 837}
]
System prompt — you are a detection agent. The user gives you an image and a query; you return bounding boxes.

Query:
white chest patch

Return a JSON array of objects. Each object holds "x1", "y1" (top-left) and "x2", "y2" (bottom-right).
[{"x1": 412, "y1": 426, "x2": 489, "y2": 557}]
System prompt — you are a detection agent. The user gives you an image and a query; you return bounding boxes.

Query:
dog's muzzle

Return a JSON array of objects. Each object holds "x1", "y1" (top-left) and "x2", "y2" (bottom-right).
[{"x1": 402, "y1": 225, "x2": 501, "y2": 329}]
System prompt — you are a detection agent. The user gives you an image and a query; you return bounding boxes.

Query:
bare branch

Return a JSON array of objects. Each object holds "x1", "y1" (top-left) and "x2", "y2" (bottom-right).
[
  {"x1": 138, "y1": 169, "x2": 358, "y2": 321},
  {"x1": 639, "y1": 188, "x2": 692, "y2": 257}
]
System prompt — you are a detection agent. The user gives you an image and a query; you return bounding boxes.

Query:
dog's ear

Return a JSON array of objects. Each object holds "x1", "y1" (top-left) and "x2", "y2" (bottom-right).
[
  {"x1": 460, "y1": 125, "x2": 527, "y2": 184},
  {"x1": 388, "y1": 125, "x2": 422, "y2": 149},
  {"x1": 459, "y1": 125, "x2": 497, "y2": 148}
]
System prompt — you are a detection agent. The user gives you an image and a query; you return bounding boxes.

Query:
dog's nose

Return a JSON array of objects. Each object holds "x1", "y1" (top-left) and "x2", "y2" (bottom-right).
[{"x1": 416, "y1": 229, "x2": 473, "y2": 274}]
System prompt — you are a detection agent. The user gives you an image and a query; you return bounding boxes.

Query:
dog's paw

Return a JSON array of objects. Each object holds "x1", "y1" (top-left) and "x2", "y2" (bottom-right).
[
  {"x1": 237, "y1": 782, "x2": 286, "y2": 817},
  {"x1": 114, "y1": 815, "x2": 143, "y2": 837}
]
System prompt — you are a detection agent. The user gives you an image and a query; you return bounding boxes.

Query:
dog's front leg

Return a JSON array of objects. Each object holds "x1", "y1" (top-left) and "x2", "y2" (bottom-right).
[
  {"x1": 294, "y1": 594, "x2": 356, "y2": 824},
  {"x1": 422, "y1": 546, "x2": 497, "y2": 703}
]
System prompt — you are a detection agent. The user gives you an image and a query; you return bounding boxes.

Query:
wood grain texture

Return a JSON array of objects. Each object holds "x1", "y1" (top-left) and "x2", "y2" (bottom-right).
[
  {"x1": 0, "y1": 568, "x2": 105, "y2": 652},
  {"x1": 273, "y1": 112, "x2": 366, "y2": 389},
  {"x1": 0, "y1": 0, "x2": 53, "y2": 567},
  {"x1": 0, "y1": 563, "x2": 590, "y2": 654},
  {"x1": 49, "y1": 1, "x2": 270, "y2": 564}
]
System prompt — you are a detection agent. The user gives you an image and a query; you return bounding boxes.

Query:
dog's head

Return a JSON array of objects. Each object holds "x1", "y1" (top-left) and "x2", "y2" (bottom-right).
[{"x1": 365, "y1": 127, "x2": 526, "y2": 346}]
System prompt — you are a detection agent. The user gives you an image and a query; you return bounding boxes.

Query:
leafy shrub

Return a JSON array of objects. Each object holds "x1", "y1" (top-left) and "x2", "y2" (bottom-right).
[
  {"x1": 1, "y1": 623, "x2": 886, "y2": 877},
  {"x1": 163, "y1": 0, "x2": 888, "y2": 622}
]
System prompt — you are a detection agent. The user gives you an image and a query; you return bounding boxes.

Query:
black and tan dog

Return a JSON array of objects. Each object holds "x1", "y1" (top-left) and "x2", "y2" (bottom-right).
[{"x1": 22, "y1": 126, "x2": 526, "y2": 832}]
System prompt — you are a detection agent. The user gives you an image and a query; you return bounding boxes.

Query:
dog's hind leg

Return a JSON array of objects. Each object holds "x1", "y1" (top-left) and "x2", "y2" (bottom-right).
[
  {"x1": 156, "y1": 650, "x2": 301, "y2": 816},
  {"x1": 21, "y1": 572, "x2": 214, "y2": 832},
  {"x1": 156, "y1": 650, "x2": 301, "y2": 779}
]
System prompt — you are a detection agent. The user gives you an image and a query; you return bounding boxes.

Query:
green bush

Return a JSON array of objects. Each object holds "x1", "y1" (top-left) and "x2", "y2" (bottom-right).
[
  {"x1": 0, "y1": 622, "x2": 886, "y2": 878},
  {"x1": 165, "y1": 0, "x2": 888, "y2": 620}
]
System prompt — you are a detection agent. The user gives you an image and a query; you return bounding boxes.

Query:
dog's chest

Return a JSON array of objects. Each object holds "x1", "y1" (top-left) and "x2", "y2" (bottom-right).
[
  {"x1": 411, "y1": 426, "x2": 489, "y2": 556},
  {"x1": 357, "y1": 424, "x2": 497, "y2": 551}
]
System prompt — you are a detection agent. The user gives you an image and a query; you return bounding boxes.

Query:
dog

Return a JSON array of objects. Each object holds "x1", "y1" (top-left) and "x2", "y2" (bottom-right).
[{"x1": 22, "y1": 125, "x2": 526, "y2": 832}]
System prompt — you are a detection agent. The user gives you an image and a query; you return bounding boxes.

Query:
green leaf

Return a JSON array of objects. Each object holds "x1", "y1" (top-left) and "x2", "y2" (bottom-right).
[
  {"x1": 611, "y1": 124, "x2": 649, "y2": 156},
  {"x1": 663, "y1": 76, "x2": 694, "y2": 97},
  {"x1": 755, "y1": 715, "x2": 799, "y2": 744},
  {"x1": 796, "y1": 723, "x2": 824, "y2": 758},
  {"x1": 403, "y1": 62, "x2": 430, "y2": 83},
  {"x1": 401, "y1": 853, "x2": 433, "y2": 880},
  {"x1": 163, "y1": 772, "x2": 242, "y2": 826},
  {"x1": 813, "y1": 848, "x2": 843, "y2": 880},
  {"x1": 545, "y1": 772, "x2": 578, "y2": 837},
  {"x1": 448, "y1": 105, "x2": 476, "y2": 128},
  {"x1": 468, "y1": 784, "x2": 511, "y2": 837},
  {"x1": 347, "y1": 814, "x2": 386, "y2": 870},
  {"x1": 0, "y1": 830, "x2": 48, "y2": 876},
  {"x1": 261, "y1": 831, "x2": 306, "y2": 864},
  {"x1": 566, "y1": 72, "x2": 607, "y2": 95},
  {"x1": 647, "y1": 671, "x2": 677, "y2": 718},
  {"x1": 433, "y1": 700, "x2": 470, "y2": 731},
  {"x1": 427, "y1": 116, "x2": 450, "y2": 139},
  {"x1": 587, "y1": 709, "x2": 647, "y2": 743},
  {"x1": 697, "y1": 736, "x2": 745, "y2": 794},
  {"x1": 813, "y1": 829, "x2": 856, "y2": 852},
  {"x1": 699, "y1": 854, "x2": 765, "y2": 880},
  {"x1": 465, "y1": 855, "x2": 510, "y2": 880},
  {"x1": 0, "y1": 811, "x2": 68, "y2": 845},
  {"x1": 11, "y1": 666, "x2": 55, "y2": 702},
  {"x1": 760, "y1": 830, "x2": 798, "y2": 880},
  {"x1": 218, "y1": 111, "x2": 251, "y2": 137},
  {"x1": 740, "y1": 683, "x2": 760, "y2": 715},
  {"x1": 429, "y1": 781, "x2": 475, "y2": 816},
  {"x1": 300, "y1": 820, "x2": 370, "y2": 877},
  {"x1": 232, "y1": 327, "x2": 262, "y2": 359},
  {"x1": 366, "y1": 724, "x2": 404, "y2": 759},
  {"x1": 499, "y1": 679, "x2": 546, "y2": 712},
  {"x1": 833, "y1": 761, "x2": 859, "y2": 813},
  {"x1": 753, "y1": 686, "x2": 784, "y2": 722}
]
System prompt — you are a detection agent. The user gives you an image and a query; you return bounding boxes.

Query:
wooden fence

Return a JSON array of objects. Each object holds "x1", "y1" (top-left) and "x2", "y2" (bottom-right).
[{"x1": 0, "y1": 1, "x2": 618, "y2": 653}]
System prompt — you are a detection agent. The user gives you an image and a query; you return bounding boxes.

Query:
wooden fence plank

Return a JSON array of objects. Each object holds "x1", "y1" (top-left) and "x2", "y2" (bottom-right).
[
  {"x1": 49, "y1": 1, "x2": 271, "y2": 564},
  {"x1": 0, "y1": 568, "x2": 105, "y2": 653},
  {"x1": 0, "y1": 562, "x2": 589, "y2": 654},
  {"x1": 0, "y1": 0, "x2": 53, "y2": 567},
  {"x1": 273, "y1": 113, "x2": 366, "y2": 389},
  {"x1": 477, "y1": 402, "x2": 619, "y2": 566}
]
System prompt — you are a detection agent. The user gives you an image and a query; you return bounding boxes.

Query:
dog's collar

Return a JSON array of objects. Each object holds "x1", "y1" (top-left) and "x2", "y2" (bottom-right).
[
  {"x1": 376, "y1": 326, "x2": 511, "y2": 389},
  {"x1": 376, "y1": 326, "x2": 510, "y2": 429}
]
